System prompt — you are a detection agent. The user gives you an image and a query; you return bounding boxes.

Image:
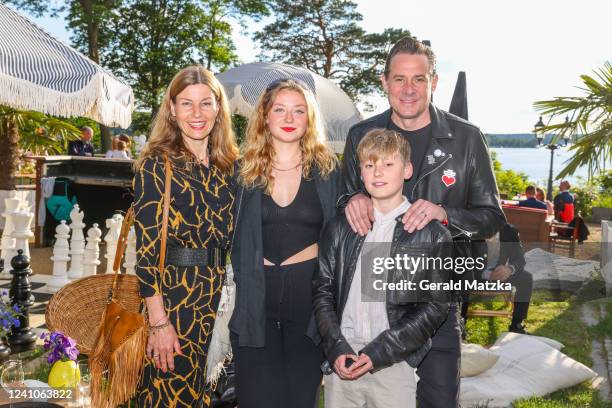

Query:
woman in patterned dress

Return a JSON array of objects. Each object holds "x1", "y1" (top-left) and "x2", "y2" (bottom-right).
[{"x1": 133, "y1": 65, "x2": 238, "y2": 407}]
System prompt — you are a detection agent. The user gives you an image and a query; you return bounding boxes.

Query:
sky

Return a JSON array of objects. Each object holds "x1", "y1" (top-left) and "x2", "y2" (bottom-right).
[{"x1": 23, "y1": 0, "x2": 611, "y2": 134}]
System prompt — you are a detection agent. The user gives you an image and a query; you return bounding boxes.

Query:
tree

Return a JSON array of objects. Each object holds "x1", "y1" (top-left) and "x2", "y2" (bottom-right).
[
  {"x1": 200, "y1": 0, "x2": 269, "y2": 71},
  {"x1": 534, "y1": 62, "x2": 612, "y2": 180},
  {"x1": 254, "y1": 0, "x2": 410, "y2": 107},
  {"x1": 490, "y1": 151, "x2": 530, "y2": 198},
  {"x1": 102, "y1": 0, "x2": 268, "y2": 116},
  {"x1": 0, "y1": 106, "x2": 80, "y2": 190}
]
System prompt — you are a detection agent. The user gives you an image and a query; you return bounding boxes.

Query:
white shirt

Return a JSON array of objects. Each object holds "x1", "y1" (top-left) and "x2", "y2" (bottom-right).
[
  {"x1": 105, "y1": 150, "x2": 130, "y2": 159},
  {"x1": 341, "y1": 197, "x2": 411, "y2": 347}
]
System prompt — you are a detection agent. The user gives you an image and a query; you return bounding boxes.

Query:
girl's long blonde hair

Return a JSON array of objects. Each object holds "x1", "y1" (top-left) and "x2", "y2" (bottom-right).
[
  {"x1": 240, "y1": 79, "x2": 337, "y2": 192},
  {"x1": 135, "y1": 66, "x2": 238, "y2": 172}
]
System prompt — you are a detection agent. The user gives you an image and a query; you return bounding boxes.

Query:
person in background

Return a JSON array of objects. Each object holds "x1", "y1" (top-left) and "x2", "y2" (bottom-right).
[
  {"x1": 553, "y1": 180, "x2": 575, "y2": 222},
  {"x1": 518, "y1": 185, "x2": 547, "y2": 210},
  {"x1": 536, "y1": 187, "x2": 554, "y2": 215},
  {"x1": 106, "y1": 140, "x2": 130, "y2": 159},
  {"x1": 106, "y1": 134, "x2": 132, "y2": 159},
  {"x1": 118, "y1": 133, "x2": 133, "y2": 158},
  {"x1": 462, "y1": 223, "x2": 533, "y2": 335},
  {"x1": 68, "y1": 126, "x2": 95, "y2": 156}
]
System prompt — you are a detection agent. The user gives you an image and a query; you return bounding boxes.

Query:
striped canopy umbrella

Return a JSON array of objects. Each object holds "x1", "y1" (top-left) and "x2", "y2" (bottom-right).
[
  {"x1": 0, "y1": 4, "x2": 133, "y2": 128},
  {"x1": 216, "y1": 62, "x2": 362, "y2": 152}
]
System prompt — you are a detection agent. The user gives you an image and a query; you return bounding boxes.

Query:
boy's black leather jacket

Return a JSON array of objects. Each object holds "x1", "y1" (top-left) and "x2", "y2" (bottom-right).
[{"x1": 313, "y1": 214, "x2": 453, "y2": 373}]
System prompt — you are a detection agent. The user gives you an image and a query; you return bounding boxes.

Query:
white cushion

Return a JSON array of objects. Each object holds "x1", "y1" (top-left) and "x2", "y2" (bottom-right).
[
  {"x1": 494, "y1": 331, "x2": 564, "y2": 350},
  {"x1": 460, "y1": 336, "x2": 596, "y2": 407},
  {"x1": 460, "y1": 343, "x2": 499, "y2": 377}
]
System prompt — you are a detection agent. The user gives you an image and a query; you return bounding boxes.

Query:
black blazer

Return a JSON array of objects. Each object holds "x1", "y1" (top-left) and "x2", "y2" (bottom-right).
[{"x1": 229, "y1": 166, "x2": 345, "y2": 347}]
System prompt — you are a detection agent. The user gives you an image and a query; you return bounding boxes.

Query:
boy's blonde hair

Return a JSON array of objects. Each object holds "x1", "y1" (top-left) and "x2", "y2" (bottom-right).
[{"x1": 357, "y1": 128, "x2": 411, "y2": 165}]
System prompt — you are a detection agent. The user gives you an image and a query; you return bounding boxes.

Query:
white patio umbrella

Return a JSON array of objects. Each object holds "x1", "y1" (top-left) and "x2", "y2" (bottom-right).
[
  {"x1": 0, "y1": 4, "x2": 133, "y2": 128},
  {"x1": 216, "y1": 62, "x2": 362, "y2": 152}
]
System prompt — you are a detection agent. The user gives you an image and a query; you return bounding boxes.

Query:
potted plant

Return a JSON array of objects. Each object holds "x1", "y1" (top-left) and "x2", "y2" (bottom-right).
[{"x1": 41, "y1": 331, "x2": 80, "y2": 388}]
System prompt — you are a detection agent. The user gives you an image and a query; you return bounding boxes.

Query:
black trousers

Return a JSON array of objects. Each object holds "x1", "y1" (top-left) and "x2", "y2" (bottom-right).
[
  {"x1": 231, "y1": 259, "x2": 323, "y2": 408},
  {"x1": 416, "y1": 305, "x2": 462, "y2": 408},
  {"x1": 460, "y1": 271, "x2": 533, "y2": 326}
]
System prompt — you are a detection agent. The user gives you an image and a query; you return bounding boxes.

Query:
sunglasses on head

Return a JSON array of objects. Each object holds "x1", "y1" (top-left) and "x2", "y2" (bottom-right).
[{"x1": 265, "y1": 77, "x2": 310, "y2": 92}]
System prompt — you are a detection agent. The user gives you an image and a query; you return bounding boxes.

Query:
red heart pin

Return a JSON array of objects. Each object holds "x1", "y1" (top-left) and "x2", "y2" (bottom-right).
[{"x1": 442, "y1": 175, "x2": 455, "y2": 187}]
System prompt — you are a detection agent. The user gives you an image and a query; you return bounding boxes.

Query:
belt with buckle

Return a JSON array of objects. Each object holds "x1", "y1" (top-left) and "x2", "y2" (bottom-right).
[{"x1": 166, "y1": 247, "x2": 227, "y2": 269}]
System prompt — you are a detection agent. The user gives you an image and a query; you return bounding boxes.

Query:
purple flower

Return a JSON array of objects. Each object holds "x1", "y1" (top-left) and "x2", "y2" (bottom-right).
[{"x1": 39, "y1": 331, "x2": 79, "y2": 363}]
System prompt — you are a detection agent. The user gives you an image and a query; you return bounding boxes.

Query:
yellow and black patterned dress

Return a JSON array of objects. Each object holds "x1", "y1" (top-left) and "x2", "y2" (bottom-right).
[{"x1": 133, "y1": 153, "x2": 235, "y2": 408}]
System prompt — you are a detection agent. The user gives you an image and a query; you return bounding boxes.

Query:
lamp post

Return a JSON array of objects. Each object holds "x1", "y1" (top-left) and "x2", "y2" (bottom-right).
[{"x1": 533, "y1": 116, "x2": 571, "y2": 201}]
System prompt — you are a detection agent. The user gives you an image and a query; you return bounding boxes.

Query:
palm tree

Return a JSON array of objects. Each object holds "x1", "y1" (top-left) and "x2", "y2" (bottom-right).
[
  {"x1": 534, "y1": 62, "x2": 612, "y2": 180},
  {"x1": 0, "y1": 105, "x2": 81, "y2": 190}
]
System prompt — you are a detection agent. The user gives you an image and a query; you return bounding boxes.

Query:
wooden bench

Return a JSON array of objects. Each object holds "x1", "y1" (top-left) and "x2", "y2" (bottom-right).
[{"x1": 502, "y1": 205, "x2": 552, "y2": 248}]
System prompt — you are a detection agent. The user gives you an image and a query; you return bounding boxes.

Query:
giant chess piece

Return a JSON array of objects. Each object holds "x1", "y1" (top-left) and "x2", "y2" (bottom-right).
[
  {"x1": 47, "y1": 221, "x2": 71, "y2": 293},
  {"x1": 11, "y1": 209, "x2": 34, "y2": 259},
  {"x1": 67, "y1": 204, "x2": 86, "y2": 280},
  {"x1": 8, "y1": 250, "x2": 37, "y2": 353},
  {"x1": 83, "y1": 223, "x2": 102, "y2": 277},
  {"x1": 0, "y1": 192, "x2": 21, "y2": 276},
  {"x1": 104, "y1": 214, "x2": 123, "y2": 274},
  {"x1": 123, "y1": 226, "x2": 137, "y2": 274}
]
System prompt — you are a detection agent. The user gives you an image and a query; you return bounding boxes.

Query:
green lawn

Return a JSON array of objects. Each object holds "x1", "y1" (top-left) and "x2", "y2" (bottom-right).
[
  {"x1": 466, "y1": 278, "x2": 612, "y2": 408},
  {"x1": 318, "y1": 277, "x2": 611, "y2": 408}
]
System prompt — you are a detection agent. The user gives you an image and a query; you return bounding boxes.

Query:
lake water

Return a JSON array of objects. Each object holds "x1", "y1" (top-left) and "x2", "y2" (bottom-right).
[{"x1": 490, "y1": 147, "x2": 606, "y2": 185}]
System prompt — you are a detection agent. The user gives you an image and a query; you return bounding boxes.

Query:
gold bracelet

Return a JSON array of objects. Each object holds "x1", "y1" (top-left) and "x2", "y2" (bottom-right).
[{"x1": 149, "y1": 320, "x2": 170, "y2": 332}]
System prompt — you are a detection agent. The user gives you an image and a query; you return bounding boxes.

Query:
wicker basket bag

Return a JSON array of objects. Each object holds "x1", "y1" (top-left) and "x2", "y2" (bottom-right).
[
  {"x1": 45, "y1": 273, "x2": 142, "y2": 354},
  {"x1": 45, "y1": 156, "x2": 172, "y2": 407}
]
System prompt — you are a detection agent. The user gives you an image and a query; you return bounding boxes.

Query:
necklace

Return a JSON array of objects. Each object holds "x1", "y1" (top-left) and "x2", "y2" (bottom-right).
[{"x1": 272, "y1": 162, "x2": 302, "y2": 172}]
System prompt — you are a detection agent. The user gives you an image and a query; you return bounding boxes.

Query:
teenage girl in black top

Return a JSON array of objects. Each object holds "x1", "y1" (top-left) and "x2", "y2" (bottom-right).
[{"x1": 231, "y1": 79, "x2": 344, "y2": 408}]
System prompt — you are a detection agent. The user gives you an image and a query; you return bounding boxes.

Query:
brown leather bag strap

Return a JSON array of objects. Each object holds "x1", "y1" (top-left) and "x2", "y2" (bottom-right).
[
  {"x1": 111, "y1": 155, "x2": 173, "y2": 294},
  {"x1": 158, "y1": 155, "x2": 172, "y2": 274}
]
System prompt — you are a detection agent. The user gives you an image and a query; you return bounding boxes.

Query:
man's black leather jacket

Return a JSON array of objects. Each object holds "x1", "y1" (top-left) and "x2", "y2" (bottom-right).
[
  {"x1": 342, "y1": 104, "x2": 505, "y2": 242},
  {"x1": 313, "y1": 214, "x2": 453, "y2": 373}
]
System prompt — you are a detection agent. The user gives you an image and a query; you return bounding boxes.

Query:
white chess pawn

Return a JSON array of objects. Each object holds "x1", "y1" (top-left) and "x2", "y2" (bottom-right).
[
  {"x1": 104, "y1": 214, "x2": 124, "y2": 274},
  {"x1": 123, "y1": 226, "x2": 137, "y2": 274},
  {"x1": 47, "y1": 221, "x2": 72, "y2": 293},
  {"x1": 0, "y1": 192, "x2": 20, "y2": 278},
  {"x1": 11, "y1": 208, "x2": 34, "y2": 259},
  {"x1": 83, "y1": 223, "x2": 102, "y2": 277},
  {"x1": 67, "y1": 204, "x2": 86, "y2": 280}
]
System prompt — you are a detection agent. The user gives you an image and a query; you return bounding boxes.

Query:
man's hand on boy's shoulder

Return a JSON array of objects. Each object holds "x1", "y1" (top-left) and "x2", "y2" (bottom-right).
[
  {"x1": 402, "y1": 199, "x2": 448, "y2": 233},
  {"x1": 346, "y1": 193, "x2": 374, "y2": 236},
  {"x1": 345, "y1": 194, "x2": 448, "y2": 235},
  {"x1": 334, "y1": 353, "x2": 360, "y2": 379}
]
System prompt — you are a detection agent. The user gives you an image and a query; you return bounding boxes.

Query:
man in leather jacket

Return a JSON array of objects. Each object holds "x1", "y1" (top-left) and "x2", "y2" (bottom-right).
[
  {"x1": 341, "y1": 37, "x2": 505, "y2": 407},
  {"x1": 314, "y1": 128, "x2": 453, "y2": 408}
]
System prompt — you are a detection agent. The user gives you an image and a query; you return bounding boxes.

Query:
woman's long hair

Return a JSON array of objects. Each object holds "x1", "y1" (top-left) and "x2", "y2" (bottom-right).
[
  {"x1": 240, "y1": 79, "x2": 337, "y2": 193},
  {"x1": 135, "y1": 66, "x2": 238, "y2": 172}
]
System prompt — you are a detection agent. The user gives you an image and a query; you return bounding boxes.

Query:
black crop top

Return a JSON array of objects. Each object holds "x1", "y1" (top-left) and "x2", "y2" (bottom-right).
[{"x1": 262, "y1": 177, "x2": 323, "y2": 265}]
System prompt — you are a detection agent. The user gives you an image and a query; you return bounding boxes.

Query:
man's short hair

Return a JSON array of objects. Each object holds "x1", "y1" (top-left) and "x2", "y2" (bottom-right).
[
  {"x1": 525, "y1": 185, "x2": 536, "y2": 196},
  {"x1": 80, "y1": 126, "x2": 93, "y2": 135},
  {"x1": 357, "y1": 128, "x2": 411, "y2": 165},
  {"x1": 384, "y1": 36, "x2": 437, "y2": 78}
]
